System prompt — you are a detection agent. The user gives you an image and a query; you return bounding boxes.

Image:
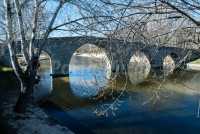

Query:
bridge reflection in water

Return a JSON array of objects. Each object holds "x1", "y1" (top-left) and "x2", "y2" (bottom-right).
[
  {"x1": 69, "y1": 44, "x2": 111, "y2": 98},
  {"x1": 36, "y1": 46, "x2": 200, "y2": 134}
]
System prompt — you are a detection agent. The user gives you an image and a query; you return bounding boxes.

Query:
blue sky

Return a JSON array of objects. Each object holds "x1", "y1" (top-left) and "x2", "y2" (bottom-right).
[
  {"x1": 46, "y1": 0, "x2": 106, "y2": 37},
  {"x1": 47, "y1": 0, "x2": 200, "y2": 38},
  {"x1": 1, "y1": 0, "x2": 200, "y2": 39}
]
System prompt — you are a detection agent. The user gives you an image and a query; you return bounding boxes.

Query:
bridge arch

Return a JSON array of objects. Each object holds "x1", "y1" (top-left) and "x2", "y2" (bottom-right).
[
  {"x1": 162, "y1": 54, "x2": 176, "y2": 77},
  {"x1": 39, "y1": 50, "x2": 52, "y2": 74},
  {"x1": 34, "y1": 50, "x2": 53, "y2": 100},
  {"x1": 128, "y1": 51, "x2": 151, "y2": 84},
  {"x1": 68, "y1": 43, "x2": 111, "y2": 97},
  {"x1": 2, "y1": 37, "x2": 199, "y2": 77},
  {"x1": 170, "y1": 52, "x2": 179, "y2": 59},
  {"x1": 34, "y1": 37, "x2": 200, "y2": 78}
]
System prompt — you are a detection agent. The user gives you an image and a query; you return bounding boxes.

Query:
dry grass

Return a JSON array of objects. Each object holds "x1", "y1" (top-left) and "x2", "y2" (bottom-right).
[
  {"x1": 0, "y1": 66, "x2": 13, "y2": 72},
  {"x1": 190, "y1": 59, "x2": 200, "y2": 64}
]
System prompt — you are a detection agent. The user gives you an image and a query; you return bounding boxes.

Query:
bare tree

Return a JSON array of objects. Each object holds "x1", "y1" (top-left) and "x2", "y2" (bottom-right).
[
  {"x1": 2, "y1": 0, "x2": 77, "y2": 112},
  {"x1": 1, "y1": 0, "x2": 125, "y2": 113}
]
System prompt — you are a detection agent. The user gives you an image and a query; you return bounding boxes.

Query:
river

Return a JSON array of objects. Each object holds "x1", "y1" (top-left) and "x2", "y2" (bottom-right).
[{"x1": 37, "y1": 54, "x2": 200, "y2": 134}]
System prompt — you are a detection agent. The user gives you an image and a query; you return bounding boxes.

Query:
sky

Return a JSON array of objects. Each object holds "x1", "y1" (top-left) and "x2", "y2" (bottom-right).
[
  {"x1": 47, "y1": 0, "x2": 200, "y2": 38},
  {"x1": 1, "y1": 0, "x2": 200, "y2": 39}
]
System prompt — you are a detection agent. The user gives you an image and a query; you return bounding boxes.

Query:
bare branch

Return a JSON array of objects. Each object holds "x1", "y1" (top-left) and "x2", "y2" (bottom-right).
[
  {"x1": 3, "y1": 0, "x2": 24, "y2": 87},
  {"x1": 14, "y1": 0, "x2": 29, "y2": 63},
  {"x1": 29, "y1": 0, "x2": 39, "y2": 58},
  {"x1": 38, "y1": 0, "x2": 65, "y2": 55},
  {"x1": 159, "y1": 0, "x2": 200, "y2": 26}
]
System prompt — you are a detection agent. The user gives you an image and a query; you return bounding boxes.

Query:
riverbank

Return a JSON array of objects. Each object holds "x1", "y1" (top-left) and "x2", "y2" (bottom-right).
[
  {"x1": 187, "y1": 63, "x2": 200, "y2": 71},
  {"x1": 0, "y1": 68, "x2": 74, "y2": 134},
  {"x1": 0, "y1": 70, "x2": 18, "y2": 134},
  {"x1": 186, "y1": 59, "x2": 200, "y2": 71}
]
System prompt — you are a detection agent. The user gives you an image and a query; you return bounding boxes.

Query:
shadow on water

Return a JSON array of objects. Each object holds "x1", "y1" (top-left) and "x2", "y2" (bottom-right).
[{"x1": 38, "y1": 55, "x2": 200, "y2": 134}]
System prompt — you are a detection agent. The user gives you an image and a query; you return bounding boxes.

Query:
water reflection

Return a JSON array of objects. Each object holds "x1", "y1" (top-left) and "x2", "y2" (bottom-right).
[
  {"x1": 69, "y1": 52, "x2": 111, "y2": 98},
  {"x1": 34, "y1": 58, "x2": 53, "y2": 100},
  {"x1": 163, "y1": 55, "x2": 176, "y2": 76},
  {"x1": 40, "y1": 54, "x2": 200, "y2": 134},
  {"x1": 128, "y1": 51, "x2": 151, "y2": 84}
]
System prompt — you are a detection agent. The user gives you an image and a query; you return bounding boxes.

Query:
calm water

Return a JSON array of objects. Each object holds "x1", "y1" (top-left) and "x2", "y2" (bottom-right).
[{"x1": 38, "y1": 55, "x2": 200, "y2": 134}]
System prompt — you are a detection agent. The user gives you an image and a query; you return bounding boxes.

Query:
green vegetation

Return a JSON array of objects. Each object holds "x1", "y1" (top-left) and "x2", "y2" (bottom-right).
[
  {"x1": 190, "y1": 59, "x2": 200, "y2": 64},
  {"x1": 0, "y1": 68, "x2": 18, "y2": 91},
  {"x1": 0, "y1": 66, "x2": 13, "y2": 72}
]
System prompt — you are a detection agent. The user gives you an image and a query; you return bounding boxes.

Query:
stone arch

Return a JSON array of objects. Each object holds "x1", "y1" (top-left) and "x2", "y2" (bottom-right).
[
  {"x1": 31, "y1": 47, "x2": 53, "y2": 75},
  {"x1": 41, "y1": 38, "x2": 113, "y2": 76},
  {"x1": 68, "y1": 43, "x2": 111, "y2": 97},
  {"x1": 34, "y1": 50, "x2": 53, "y2": 100},
  {"x1": 162, "y1": 54, "x2": 176, "y2": 77},
  {"x1": 42, "y1": 43, "x2": 83, "y2": 76},
  {"x1": 39, "y1": 50, "x2": 53, "y2": 74},
  {"x1": 69, "y1": 43, "x2": 111, "y2": 77},
  {"x1": 128, "y1": 51, "x2": 151, "y2": 84},
  {"x1": 170, "y1": 52, "x2": 179, "y2": 59}
]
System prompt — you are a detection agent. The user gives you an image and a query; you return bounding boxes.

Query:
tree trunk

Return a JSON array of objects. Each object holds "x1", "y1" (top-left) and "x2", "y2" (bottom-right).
[
  {"x1": 14, "y1": 76, "x2": 35, "y2": 113},
  {"x1": 14, "y1": 57, "x2": 40, "y2": 113}
]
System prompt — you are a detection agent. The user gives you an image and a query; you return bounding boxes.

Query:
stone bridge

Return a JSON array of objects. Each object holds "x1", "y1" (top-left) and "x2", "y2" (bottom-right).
[{"x1": 1, "y1": 36, "x2": 200, "y2": 76}]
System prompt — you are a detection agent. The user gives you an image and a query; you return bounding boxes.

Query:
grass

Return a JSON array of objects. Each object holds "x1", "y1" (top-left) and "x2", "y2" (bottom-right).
[
  {"x1": 0, "y1": 66, "x2": 13, "y2": 72},
  {"x1": 190, "y1": 59, "x2": 200, "y2": 64},
  {"x1": 0, "y1": 66, "x2": 19, "y2": 91}
]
